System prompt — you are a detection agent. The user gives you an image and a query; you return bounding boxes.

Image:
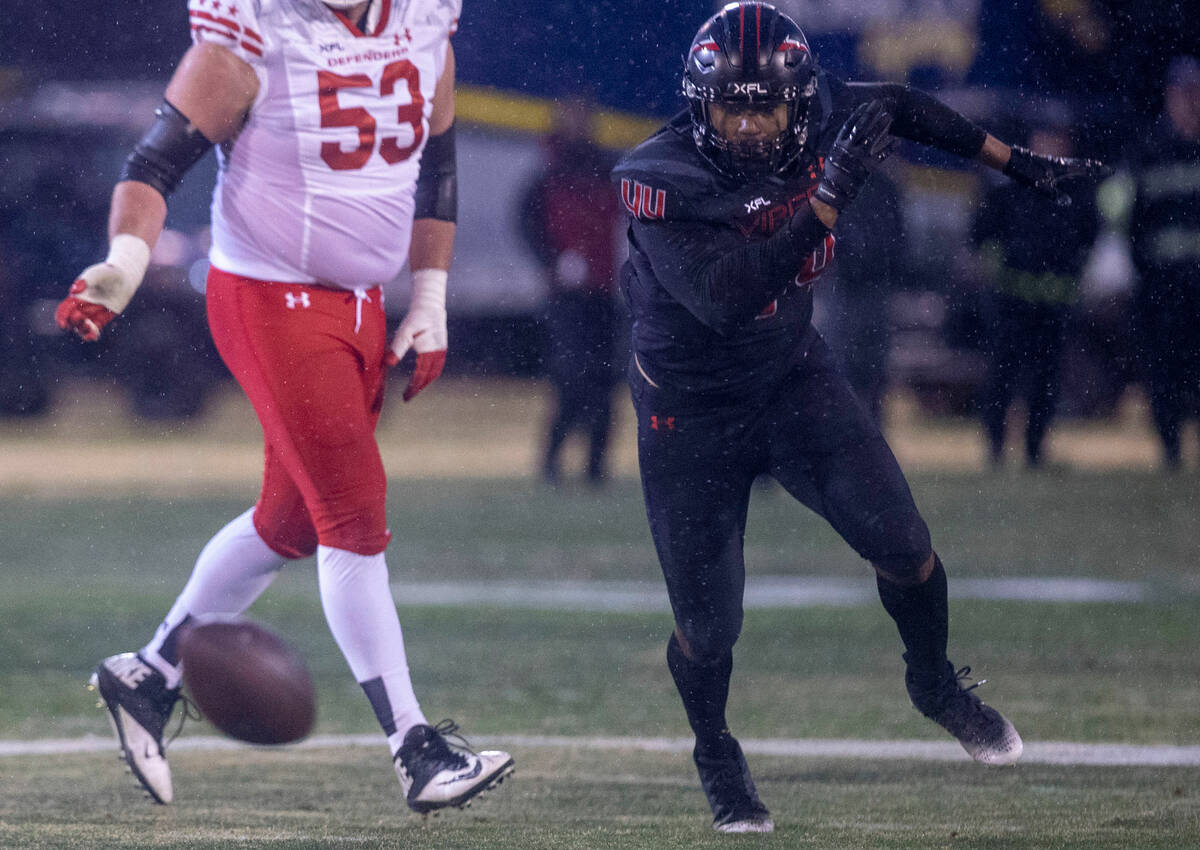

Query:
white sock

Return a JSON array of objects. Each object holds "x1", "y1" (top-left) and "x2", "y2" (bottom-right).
[
  {"x1": 317, "y1": 545, "x2": 426, "y2": 753},
  {"x1": 142, "y1": 507, "x2": 285, "y2": 688}
]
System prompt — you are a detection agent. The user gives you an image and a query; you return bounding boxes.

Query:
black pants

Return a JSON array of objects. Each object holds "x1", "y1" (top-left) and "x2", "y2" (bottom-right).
[
  {"x1": 631, "y1": 335, "x2": 931, "y2": 663},
  {"x1": 1136, "y1": 280, "x2": 1200, "y2": 467},
  {"x1": 979, "y1": 292, "x2": 1069, "y2": 465},
  {"x1": 543, "y1": 291, "x2": 617, "y2": 480}
]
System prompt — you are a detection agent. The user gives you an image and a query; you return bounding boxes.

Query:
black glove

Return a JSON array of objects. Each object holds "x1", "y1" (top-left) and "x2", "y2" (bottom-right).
[
  {"x1": 815, "y1": 100, "x2": 896, "y2": 212},
  {"x1": 1003, "y1": 145, "x2": 1114, "y2": 206}
]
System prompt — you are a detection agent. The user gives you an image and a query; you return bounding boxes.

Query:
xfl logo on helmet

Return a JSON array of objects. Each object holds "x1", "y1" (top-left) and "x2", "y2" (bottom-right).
[{"x1": 727, "y1": 82, "x2": 770, "y2": 96}]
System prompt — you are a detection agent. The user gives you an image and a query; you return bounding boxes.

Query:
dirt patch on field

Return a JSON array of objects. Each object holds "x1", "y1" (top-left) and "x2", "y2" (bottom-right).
[{"x1": 0, "y1": 377, "x2": 1173, "y2": 496}]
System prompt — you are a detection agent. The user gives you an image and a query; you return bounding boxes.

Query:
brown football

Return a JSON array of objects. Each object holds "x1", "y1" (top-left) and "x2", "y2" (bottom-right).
[{"x1": 178, "y1": 619, "x2": 316, "y2": 745}]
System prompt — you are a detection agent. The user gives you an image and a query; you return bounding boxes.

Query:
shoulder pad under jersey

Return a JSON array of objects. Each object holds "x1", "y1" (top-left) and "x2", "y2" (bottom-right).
[{"x1": 612, "y1": 112, "x2": 728, "y2": 223}]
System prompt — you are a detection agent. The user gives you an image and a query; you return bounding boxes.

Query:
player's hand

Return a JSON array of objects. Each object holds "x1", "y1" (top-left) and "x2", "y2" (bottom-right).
[
  {"x1": 55, "y1": 234, "x2": 151, "y2": 342},
  {"x1": 55, "y1": 265, "x2": 125, "y2": 342},
  {"x1": 1003, "y1": 145, "x2": 1114, "y2": 206},
  {"x1": 815, "y1": 100, "x2": 896, "y2": 212},
  {"x1": 385, "y1": 269, "x2": 448, "y2": 402}
]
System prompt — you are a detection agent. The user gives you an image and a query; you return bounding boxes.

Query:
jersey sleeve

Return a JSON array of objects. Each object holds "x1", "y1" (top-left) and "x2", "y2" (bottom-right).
[
  {"x1": 840, "y1": 79, "x2": 986, "y2": 161},
  {"x1": 187, "y1": 0, "x2": 265, "y2": 67}
]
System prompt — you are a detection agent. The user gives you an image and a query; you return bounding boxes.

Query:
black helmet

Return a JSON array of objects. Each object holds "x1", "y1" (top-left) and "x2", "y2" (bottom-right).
[{"x1": 682, "y1": 2, "x2": 817, "y2": 179}]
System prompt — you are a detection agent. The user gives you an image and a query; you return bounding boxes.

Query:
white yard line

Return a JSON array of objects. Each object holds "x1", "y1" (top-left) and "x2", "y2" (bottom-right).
[
  {"x1": 390, "y1": 576, "x2": 1148, "y2": 612},
  {"x1": 4, "y1": 733, "x2": 1198, "y2": 767}
]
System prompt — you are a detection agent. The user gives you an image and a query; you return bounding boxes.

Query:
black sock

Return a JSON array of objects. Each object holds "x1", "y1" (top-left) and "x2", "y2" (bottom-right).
[
  {"x1": 157, "y1": 613, "x2": 194, "y2": 667},
  {"x1": 876, "y1": 555, "x2": 948, "y2": 676},
  {"x1": 666, "y1": 632, "x2": 733, "y2": 749}
]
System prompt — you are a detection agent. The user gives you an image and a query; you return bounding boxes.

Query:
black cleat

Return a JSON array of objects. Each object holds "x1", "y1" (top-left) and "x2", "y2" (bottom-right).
[
  {"x1": 394, "y1": 720, "x2": 514, "y2": 814},
  {"x1": 693, "y1": 734, "x2": 774, "y2": 833},
  {"x1": 88, "y1": 653, "x2": 182, "y2": 804},
  {"x1": 908, "y1": 661, "x2": 1023, "y2": 766}
]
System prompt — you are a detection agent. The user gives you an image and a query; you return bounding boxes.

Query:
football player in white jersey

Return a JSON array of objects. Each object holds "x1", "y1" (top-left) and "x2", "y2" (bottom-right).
[{"x1": 57, "y1": 0, "x2": 514, "y2": 813}]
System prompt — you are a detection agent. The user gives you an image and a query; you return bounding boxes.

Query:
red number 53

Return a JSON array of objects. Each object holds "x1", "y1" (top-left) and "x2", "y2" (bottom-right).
[{"x1": 317, "y1": 59, "x2": 424, "y2": 171}]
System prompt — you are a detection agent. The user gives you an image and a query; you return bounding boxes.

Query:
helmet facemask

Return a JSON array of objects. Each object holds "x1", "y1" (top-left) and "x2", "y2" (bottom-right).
[{"x1": 687, "y1": 82, "x2": 814, "y2": 179}]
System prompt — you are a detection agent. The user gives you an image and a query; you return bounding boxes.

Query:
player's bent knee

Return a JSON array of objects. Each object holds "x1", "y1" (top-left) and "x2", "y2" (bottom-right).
[
  {"x1": 253, "y1": 514, "x2": 318, "y2": 560},
  {"x1": 316, "y1": 518, "x2": 391, "y2": 557},
  {"x1": 872, "y1": 550, "x2": 935, "y2": 586},
  {"x1": 264, "y1": 535, "x2": 318, "y2": 560},
  {"x1": 674, "y1": 620, "x2": 740, "y2": 665},
  {"x1": 863, "y1": 509, "x2": 932, "y2": 583}
]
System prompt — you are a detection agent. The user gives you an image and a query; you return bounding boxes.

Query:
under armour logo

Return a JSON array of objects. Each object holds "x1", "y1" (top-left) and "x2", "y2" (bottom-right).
[{"x1": 285, "y1": 292, "x2": 311, "y2": 309}]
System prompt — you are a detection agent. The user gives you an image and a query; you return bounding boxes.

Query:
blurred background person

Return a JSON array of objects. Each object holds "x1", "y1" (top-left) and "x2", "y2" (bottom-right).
[
  {"x1": 1123, "y1": 55, "x2": 1200, "y2": 470},
  {"x1": 818, "y1": 170, "x2": 905, "y2": 426},
  {"x1": 519, "y1": 97, "x2": 624, "y2": 487},
  {"x1": 0, "y1": 167, "x2": 105, "y2": 418},
  {"x1": 970, "y1": 119, "x2": 1101, "y2": 469}
]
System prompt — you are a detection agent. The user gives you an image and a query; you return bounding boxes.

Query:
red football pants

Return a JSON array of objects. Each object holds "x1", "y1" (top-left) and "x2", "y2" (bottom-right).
[{"x1": 206, "y1": 267, "x2": 391, "y2": 557}]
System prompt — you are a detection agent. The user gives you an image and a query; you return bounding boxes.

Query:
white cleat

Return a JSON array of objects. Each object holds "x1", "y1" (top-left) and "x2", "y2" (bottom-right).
[
  {"x1": 394, "y1": 720, "x2": 514, "y2": 814},
  {"x1": 89, "y1": 653, "x2": 181, "y2": 804},
  {"x1": 715, "y1": 814, "x2": 775, "y2": 833}
]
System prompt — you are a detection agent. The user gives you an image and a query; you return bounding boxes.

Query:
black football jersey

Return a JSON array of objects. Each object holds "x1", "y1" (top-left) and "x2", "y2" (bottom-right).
[{"x1": 613, "y1": 72, "x2": 987, "y2": 400}]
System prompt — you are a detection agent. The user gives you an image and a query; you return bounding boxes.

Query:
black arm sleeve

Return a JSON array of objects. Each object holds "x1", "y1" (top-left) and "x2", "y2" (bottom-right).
[
  {"x1": 414, "y1": 121, "x2": 457, "y2": 222},
  {"x1": 636, "y1": 202, "x2": 831, "y2": 335},
  {"x1": 118, "y1": 99, "x2": 215, "y2": 197},
  {"x1": 846, "y1": 82, "x2": 986, "y2": 160}
]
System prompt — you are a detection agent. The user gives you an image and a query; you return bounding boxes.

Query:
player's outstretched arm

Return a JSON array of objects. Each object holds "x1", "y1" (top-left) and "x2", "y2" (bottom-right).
[
  {"x1": 388, "y1": 44, "x2": 456, "y2": 401},
  {"x1": 56, "y1": 43, "x2": 258, "y2": 341},
  {"x1": 846, "y1": 82, "x2": 1112, "y2": 207},
  {"x1": 979, "y1": 135, "x2": 1113, "y2": 206}
]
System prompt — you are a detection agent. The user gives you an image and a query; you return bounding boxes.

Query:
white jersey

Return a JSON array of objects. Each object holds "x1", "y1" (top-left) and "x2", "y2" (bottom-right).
[{"x1": 187, "y1": 0, "x2": 459, "y2": 289}]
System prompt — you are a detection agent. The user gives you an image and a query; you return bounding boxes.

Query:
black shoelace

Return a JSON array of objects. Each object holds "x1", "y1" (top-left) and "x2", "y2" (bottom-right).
[
  {"x1": 425, "y1": 719, "x2": 473, "y2": 769},
  {"x1": 164, "y1": 694, "x2": 202, "y2": 750},
  {"x1": 953, "y1": 665, "x2": 987, "y2": 693}
]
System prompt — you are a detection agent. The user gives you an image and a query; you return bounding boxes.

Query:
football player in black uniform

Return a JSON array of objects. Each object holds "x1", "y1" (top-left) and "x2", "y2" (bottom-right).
[{"x1": 613, "y1": 1, "x2": 1110, "y2": 834}]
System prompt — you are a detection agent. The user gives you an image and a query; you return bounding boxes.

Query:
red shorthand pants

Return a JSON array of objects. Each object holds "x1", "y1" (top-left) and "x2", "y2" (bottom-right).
[{"x1": 206, "y1": 266, "x2": 390, "y2": 558}]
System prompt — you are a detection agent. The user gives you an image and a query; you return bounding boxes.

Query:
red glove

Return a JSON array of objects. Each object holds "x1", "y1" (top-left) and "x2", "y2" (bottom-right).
[
  {"x1": 385, "y1": 269, "x2": 448, "y2": 402},
  {"x1": 55, "y1": 235, "x2": 151, "y2": 342},
  {"x1": 387, "y1": 348, "x2": 447, "y2": 401},
  {"x1": 56, "y1": 279, "x2": 119, "y2": 342}
]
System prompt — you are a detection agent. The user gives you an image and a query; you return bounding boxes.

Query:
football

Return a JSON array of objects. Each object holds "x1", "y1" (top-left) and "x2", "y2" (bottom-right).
[{"x1": 177, "y1": 618, "x2": 316, "y2": 745}]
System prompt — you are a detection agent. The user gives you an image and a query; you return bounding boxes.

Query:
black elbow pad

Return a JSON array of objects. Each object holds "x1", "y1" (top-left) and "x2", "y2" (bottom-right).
[
  {"x1": 118, "y1": 100, "x2": 215, "y2": 197},
  {"x1": 414, "y1": 121, "x2": 457, "y2": 222}
]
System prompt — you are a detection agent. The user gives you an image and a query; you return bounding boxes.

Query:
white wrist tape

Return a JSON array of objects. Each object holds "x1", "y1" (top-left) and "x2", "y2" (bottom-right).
[
  {"x1": 87, "y1": 233, "x2": 151, "y2": 314},
  {"x1": 410, "y1": 268, "x2": 448, "y2": 312}
]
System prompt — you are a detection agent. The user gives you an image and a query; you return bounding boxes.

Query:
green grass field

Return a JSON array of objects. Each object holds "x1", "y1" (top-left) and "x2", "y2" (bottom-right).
[{"x1": 2, "y1": 473, "x2": 1200, "y2": 847}]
